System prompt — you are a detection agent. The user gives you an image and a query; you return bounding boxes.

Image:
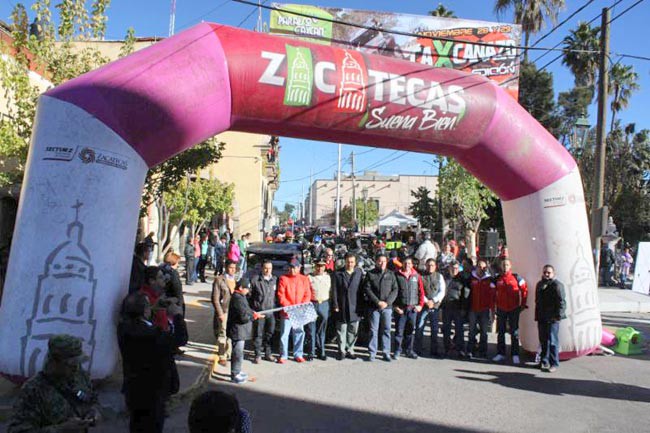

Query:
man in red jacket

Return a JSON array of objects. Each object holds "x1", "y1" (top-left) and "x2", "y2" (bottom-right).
[
  {"x1": 492, "y1": 259, "x2": 528, "y2": 364},
  {"x1": 467, "y1": 260, "x2": 495, "y2": 359},
  {"x1": 277, "y1": 257, "x2": 311, "y2": 363}
]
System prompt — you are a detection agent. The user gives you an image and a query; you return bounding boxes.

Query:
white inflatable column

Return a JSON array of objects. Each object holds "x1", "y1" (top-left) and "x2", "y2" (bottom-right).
[
  {"x1": 0, "y1": 96, "x2": 148, "y2": 379},
  {"x1": 502, "y1": 168, "x2": 602, "y2": 356}
]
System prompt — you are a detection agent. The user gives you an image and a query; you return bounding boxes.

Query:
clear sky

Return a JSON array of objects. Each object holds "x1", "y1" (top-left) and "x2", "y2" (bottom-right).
[{"x1": 1, "y1": 0, "x2": 647, "y2": 214}]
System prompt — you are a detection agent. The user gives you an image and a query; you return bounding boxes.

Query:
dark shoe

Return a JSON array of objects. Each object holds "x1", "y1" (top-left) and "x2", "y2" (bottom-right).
[
  {"x1": 541, "y1": 363, "x2": 550, "y2": 372},
  {"x1": 318, "y1": 354, "x2": 327, "y2": 361},
  {"x1": 407, "y1": 352, "x2": 418, "y2": 359},
  {"x1": 383, "y1": 354, "x2": 392, "y2": 362},
  {"x1": 305, "y1": 354, "x2": 314, "y2": 362},
  {"x1": 345, "y1": 353, "x2": 357, "y2": 360},
  {"x1": 264, "y1": 354, "x2": 276, "y2": 363},
  {"x1": 336, "y1": 352, "x2": 344, "y2": 361},
  {"x1": 366, "y1": 356, "x2": 375, "y2": 362},
  {"x1": 252, "y1": 356, "x2": 261, "y2": 364},
  {"x1": 391, "y1": 352, "x2": 400, "y2": 360}
]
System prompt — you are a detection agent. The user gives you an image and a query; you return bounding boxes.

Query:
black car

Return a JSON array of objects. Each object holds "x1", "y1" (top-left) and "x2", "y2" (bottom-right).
[{"x1": 244, "y1": 242, "x2": 312, "y2": 279}]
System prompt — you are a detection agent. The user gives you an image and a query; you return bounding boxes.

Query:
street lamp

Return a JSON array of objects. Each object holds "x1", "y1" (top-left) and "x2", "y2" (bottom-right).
[
  {"x1": 361, "y1": 187, "x2": 369, "y2": 233},
  {"x1": 573, "y1": 115, "x2": 591, "y2": 149}
]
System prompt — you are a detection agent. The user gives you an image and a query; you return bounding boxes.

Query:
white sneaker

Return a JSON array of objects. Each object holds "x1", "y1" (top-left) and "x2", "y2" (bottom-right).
[
  {"x1": 512, "y1": 355, "x2": 520, "y2": 365},
  {"x1": 492, "y1": 354, "x2": 505, "y2": 362}
]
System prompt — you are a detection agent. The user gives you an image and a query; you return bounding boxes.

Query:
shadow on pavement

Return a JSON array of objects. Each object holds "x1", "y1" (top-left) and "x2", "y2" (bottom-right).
[
  {"x1": 454, "y1": 369, "x2": 650, "y2": 403},
  {"x1": 208, "y1": 383, "x2": 489, "y2": 433}
]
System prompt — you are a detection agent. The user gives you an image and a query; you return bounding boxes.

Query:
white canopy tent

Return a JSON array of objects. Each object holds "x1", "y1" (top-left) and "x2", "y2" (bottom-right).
[{"x1": 378, "y1": 210, "x2": 417, "y2": 230}]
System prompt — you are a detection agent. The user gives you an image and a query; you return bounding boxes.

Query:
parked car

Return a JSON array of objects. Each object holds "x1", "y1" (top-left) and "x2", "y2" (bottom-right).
[{"x1": 244, "y1": 242, "x2": 312, "y2": 279}]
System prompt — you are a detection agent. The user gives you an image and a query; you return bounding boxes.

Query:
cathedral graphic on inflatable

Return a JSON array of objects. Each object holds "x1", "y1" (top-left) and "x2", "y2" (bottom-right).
[{"x1": 20, "y1": 201, "x2": 97, "y2": 376}]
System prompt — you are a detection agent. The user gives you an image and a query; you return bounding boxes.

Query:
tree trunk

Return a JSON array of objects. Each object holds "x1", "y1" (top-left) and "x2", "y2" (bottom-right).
[
  {"x1": 466, "y1": 219, "x2": 481, "y2": 262},
  {"x1": 523, "y1": 31, "x2": 530, "y2": 63}
]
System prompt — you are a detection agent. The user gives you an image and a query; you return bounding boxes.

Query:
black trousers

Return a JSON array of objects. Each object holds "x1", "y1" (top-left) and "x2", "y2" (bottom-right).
[
  {"x1": 184, "y1": 256, "x2": 195, "y2": 285},
  {"x1": 127, "y1": 396, "x2": 165, "y2": 433},
  {"x1": 253, "y1": 315, "x2": 276, "y2": 357}
]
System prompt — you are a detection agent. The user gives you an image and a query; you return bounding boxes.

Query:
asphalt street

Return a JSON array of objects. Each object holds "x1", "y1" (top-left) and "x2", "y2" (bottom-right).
[{"x1": 94, "y1": 280, "x2": 650, "y2": 433}]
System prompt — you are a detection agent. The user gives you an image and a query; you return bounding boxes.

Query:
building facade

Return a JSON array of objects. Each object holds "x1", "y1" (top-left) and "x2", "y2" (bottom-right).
[{"x1": 307, "y1": 170, "x2": 437, "y2": 227}]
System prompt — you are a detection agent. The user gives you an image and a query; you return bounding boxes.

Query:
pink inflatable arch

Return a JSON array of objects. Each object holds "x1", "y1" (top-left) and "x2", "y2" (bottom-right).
[{"x1": 0, "y1": 24, "x2": 601, "y2": 378}]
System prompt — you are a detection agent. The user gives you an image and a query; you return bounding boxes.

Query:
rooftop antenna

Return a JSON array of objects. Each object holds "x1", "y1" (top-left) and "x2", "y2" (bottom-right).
[{"x1": 169, "y1": 0, "x2": 177, "y2": 36}]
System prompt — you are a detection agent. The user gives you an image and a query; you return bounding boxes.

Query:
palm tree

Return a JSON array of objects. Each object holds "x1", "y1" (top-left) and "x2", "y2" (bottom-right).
[
  {"x1": 562, "y1": 21, "x2": 600, "y2": 102},
  {"x1": 608, "y1": 63, "x2": 640, "y2": 131},
  {"x1": 429, "y1": 3, "x2": 457, "y2": 18},
  {"x1": 495, "y1": 0, "x2": 565, "y2": 62}
]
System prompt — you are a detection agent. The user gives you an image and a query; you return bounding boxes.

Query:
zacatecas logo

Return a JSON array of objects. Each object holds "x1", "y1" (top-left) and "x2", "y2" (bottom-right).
[
  {"x1": 259, "y1": 46, "x2": 466, "y2": 132},
  {"x1": 78, "y1": 147, "x2": 96, "y2": 164},
  {"x1": 79, "y1": 146, "x2": 128, "y2": 170}
]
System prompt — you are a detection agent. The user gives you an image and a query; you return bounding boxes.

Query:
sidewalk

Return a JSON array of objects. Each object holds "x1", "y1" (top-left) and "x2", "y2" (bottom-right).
[
  {"x1": 598, "y1": 286, "x2": 650, "y2": 313},
  {"x1": 0, "y1": 280, "x2": 217, "y2": 424}
]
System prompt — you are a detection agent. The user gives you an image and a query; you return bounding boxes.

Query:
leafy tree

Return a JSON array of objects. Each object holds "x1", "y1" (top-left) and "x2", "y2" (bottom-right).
[
  {"x1": 518, "y1": 61, "x2": 560, "y2": 135},
  {"x1": 340, "y1": 198, "x2": 378, "y2": 231},
  {"x1": 429, "y1": 3, "x2": 456, "y2": 18},
  {"x1": 556, "y1": 86, "x2": 593, "y2": 147},
  {"x1": 277, "y1": 203, "x2": 296, "y2": 224},
  {"x1": 439, "y1": 158, "x2": 497, "y2": 255},
  {"x1": 409, "y1": 186, "x2": 437, "y2": 231},
  {"x1": 162, "y1": 177, "x2": 234, "y2": 256},
  {"x1": 608, "y1": 63, "x2": 640, "y2": 131},
  {"x1": 562, "y1": 22, "x2": 600, "y2": 90},
  {"x1": 495, "y1": 0, "x2": 565, "y2": 61}
]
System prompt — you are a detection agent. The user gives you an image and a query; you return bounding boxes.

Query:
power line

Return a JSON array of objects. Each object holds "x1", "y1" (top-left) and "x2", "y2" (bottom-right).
[
  {"x1": 175, "y1": 0, "x2": 231, "y2": 32},
  {"x1": 237, "y1": 0, "x2": 269, "y2": 28},
  {"x1": 280, "y1": 161, "x2": 338, "y2": 183},
  {"x1": 608, "y1": 0, "x2": 646, "y2": 24},
  {"x1": 529, "y1": 0, "x2": 596, "y2": 49}
]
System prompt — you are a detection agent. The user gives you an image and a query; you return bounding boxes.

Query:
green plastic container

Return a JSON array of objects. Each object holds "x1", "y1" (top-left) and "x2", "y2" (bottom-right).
[{"x1": 613, "y1": 327, "x2": 644, "y2": 356}]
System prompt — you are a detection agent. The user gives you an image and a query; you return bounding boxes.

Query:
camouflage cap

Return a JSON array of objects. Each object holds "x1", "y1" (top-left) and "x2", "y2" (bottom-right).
[{"x1": 47, "y1": 335, "x2": 88, "y2": 362}]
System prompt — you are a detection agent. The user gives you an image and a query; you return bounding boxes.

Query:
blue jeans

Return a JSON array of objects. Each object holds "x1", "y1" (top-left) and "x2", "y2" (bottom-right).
[
  {"x1": 239, "y1": 256, "x2": 247, "y2": 274},
  {"x1": 496, "y1": 308, "x2": 520, "y2": 356},
  {"x1": 538, "y1": 321, "x2": 560, "y2": 367},
  {"x1": 467, "y1": 310, "x2": 491, "y2": 355},
  {"x1": 442, "y1": 307, "x2": 465, "y2": 353},
  {"x1": 231, "y1": 339, "x2": 245, "y2": 378},
  {"x1": 394, "y1": 306, "x2": 418, "y2": 355},
  {"x1": 280, "y1": 318, "x2": 305, "y2": 359},
  {"x1": 415, "y1": 307, "x2": 440, "y2": 355},
  {"x1": 307, "y1": 301, "x2": 330, "y2": 357},
  {"x1": 368, "y1": 308, "x2": 392, "y2": 358}
]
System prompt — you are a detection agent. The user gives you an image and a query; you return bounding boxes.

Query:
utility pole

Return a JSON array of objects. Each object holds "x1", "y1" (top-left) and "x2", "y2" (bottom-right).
[
  {"x1": 335, "y1": 144, "x2": 342, "y2": 235},
  {"x1": 309, "y1": 168, "x2": 313, "y2": 226},
  {"x1": 168, "y1": 0, "x2": 177, "y2": 37},
  {"x1": 301, "y1": 185, "x2": 304, "y2": 222},
  {"x1": 351, "y1": 151, "x2": 356, "y2": 230},
  {"x1": 590, "y1": 7, "x2": 610, "y2": 275}
]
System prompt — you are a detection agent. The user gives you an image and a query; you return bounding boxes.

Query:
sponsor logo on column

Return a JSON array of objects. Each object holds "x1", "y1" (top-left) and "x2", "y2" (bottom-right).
[
  {"x1": 43, "y1": 146, "x2": 75, "y2": 161},
  {"x1": 42, "y1": 146, "x2": 129, "y2": 171}
]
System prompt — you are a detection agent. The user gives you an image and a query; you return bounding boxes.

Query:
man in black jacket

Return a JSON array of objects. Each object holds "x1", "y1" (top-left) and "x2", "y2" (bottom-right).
[
  {"x1": 129, "y1": 242, "x2": 151, "y2": 294},
  {"x1": 227, "y1": 279, "x2": 262, "y2": 384},
  {"x1": 118, "y1": 292, "x2": 184, "y2": 433},
  {"x1": 535, "y1": 265, "x2": 566, "y2": 373},
  {"x1": 363, "y1": 253, "x2": 399, "y2": 362},
  {"x1": 332, "y1": 253, "x2": 364, "y2": 360},
  {"x1": 442, "y1": 261, "x2": 471, "y2": 358},
  {"x1": 249, "y1": 260, "x2": 277, "y2": 363}
]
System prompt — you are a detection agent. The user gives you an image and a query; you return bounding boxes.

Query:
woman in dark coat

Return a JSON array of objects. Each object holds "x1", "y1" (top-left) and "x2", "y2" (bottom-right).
[{"x1": 227, "y1": 279, "x2": 262, "y2": 383}]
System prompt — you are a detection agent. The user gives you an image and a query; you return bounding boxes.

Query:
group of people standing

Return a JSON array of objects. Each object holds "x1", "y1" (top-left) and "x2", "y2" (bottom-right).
[{"x1": 210, "y1": 233, "x2": 567, "y2": 384}]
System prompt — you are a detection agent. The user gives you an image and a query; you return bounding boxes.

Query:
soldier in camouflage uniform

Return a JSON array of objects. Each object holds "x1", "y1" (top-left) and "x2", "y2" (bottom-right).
[{"x1": 9, "y1": 334, "x2": 100, "y2": 433}]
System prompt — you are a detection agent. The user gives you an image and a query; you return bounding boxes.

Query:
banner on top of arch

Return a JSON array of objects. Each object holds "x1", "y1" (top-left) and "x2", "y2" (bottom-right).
[{"x1": 269, "y1": 3, "x2": 522, "y2": 100}]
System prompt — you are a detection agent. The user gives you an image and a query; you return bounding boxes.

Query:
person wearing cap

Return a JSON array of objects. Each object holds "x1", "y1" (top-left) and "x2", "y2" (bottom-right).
[
  {"x1": 227, "y1": 278, "x2": 264, "y2": 384},
  {"x1": 306, "y1": 257, "x2": 332, "y2": 361},
  {"x1": 332, "y1": 252, "x2": 364, "y2": 361},
  {"x1": 363, "y1": 253, "x2": 399, "y2": 362},
  {"x1": 9, "y1": 335, "x2": 100, "y2": 433},
  {"x1": 118, "y1": 292, "x2": 185, "y2": 433},
  {"x1": 276, "y1": 256, "x2": 311, "y2": 363}
]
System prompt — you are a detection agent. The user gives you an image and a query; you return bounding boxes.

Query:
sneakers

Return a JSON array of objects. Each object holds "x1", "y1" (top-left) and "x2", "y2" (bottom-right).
[
  {"x1": 231, "y1": 373, "x2": 247, "y2": 384},
  {"x1": 218, "y1": 359, "x2": 227, "y2": 367},
  {"x1": 512, "y1": 355, "x2": 520, "y2": 365},
  {"x1": 294, "y1": 356, "x2": 306, "y2": 363},
  {"x1": 277, "y1": 358, "x2": 286, "y2": 364},
  {"x1": 492, "y1": 354, "x2": 505, "y2": 362},
  {"x1": 541, "y1": 363, "x2": 550, "y2": 372},
  {"x1": 406, "y1": 352, "x2": 418, "y2": 360},
  {"x1": 383, "y1": 354, "x2": 392, "y2": 362},
  {"x1": 549, "y1": 366, "x2": 558, "y2": 373}
]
